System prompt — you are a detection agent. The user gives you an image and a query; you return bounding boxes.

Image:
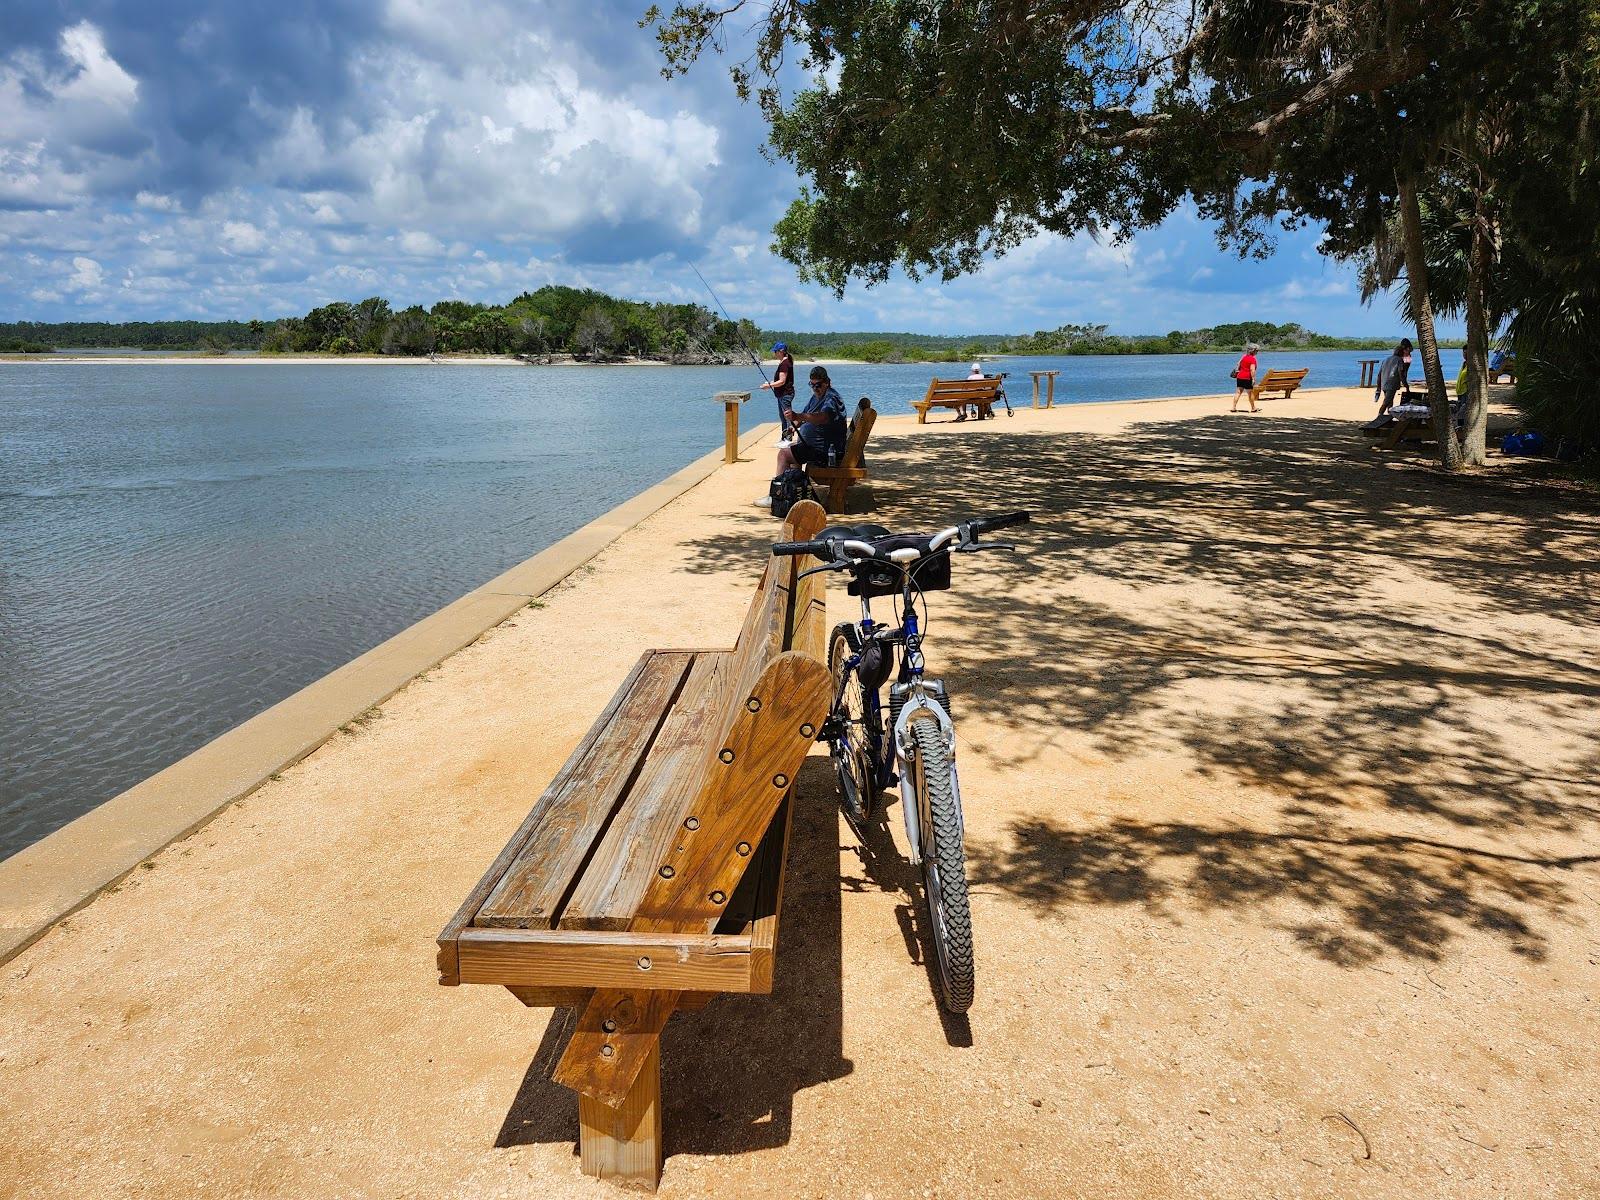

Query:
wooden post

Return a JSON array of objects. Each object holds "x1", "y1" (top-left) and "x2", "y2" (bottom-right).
[
  {"x1": 1359, "y1": 358, "x2": 1380, "y2": 388},
  {"x1": 578, "y1": 1038, "x2": 663, "y2": 1189},
  {"x1": 715, "y1": 391, "x2": 749, "y2": 463},
  {"x1": 1029, "y1": 370, "x2": 1059, "y2": 409}
]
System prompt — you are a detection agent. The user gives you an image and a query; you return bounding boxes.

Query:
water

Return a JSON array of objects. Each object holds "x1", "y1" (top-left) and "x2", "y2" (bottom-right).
[{"x1": 0, "y1": 349, "x2": 1457, "y2": 858}]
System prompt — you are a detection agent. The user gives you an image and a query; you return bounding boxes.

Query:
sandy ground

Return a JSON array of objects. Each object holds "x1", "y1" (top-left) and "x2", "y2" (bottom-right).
[{"x1": 2, "y1": 387, "x2": 1597, "y2": 1199}]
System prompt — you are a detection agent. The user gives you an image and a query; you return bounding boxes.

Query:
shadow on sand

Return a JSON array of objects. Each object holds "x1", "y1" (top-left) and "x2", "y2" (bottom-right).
[
  {"x1": 686, "y1": 412, "x2": 1600, "y2": 967},
  {"x1": 493, "y1": 757, "x2": 852, "y2": 1158}
]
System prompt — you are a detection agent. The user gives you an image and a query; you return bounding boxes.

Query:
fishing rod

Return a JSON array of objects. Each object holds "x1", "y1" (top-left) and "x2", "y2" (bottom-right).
[{"x1": 690, "y1": 264, "x2": 791, "y2": 438}]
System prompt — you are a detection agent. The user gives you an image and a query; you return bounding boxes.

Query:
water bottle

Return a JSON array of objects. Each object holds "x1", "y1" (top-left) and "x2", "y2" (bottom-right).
[{"x1": 827, "y1": 445, "x2": 837, "y2": 468}]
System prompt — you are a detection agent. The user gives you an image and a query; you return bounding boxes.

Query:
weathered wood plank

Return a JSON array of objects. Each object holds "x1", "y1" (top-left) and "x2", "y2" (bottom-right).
[
  {"x1": 578, "y1": 1038, "x2": 662, "y2": 1189},
  {"x1": 472, "y1": 651, "x2": 695, "y2": 931},
  {"x1": 437, "y1": 651, "x2": 685, "y2": 980},
  {"x1": 554, "y1": 988, "x2": 677, "y2": 1108},
  {"x1": 745, "y1": 794, "x2": 791, "y2": 994},
  {"x1": 630, "y1": 652, "x2": 831, "y2": 933},
  {"x1": 458, "y1": 927, "x2": 755, "y2": 991},
  {"x1": 558, "y1": 649, "x2": 734, "y2": 930}
]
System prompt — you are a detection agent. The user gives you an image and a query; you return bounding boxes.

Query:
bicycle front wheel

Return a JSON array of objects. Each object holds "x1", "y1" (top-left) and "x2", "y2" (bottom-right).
[
  {"x1": 909, "y1": 718, "x2": 975, "y2": 1012},
  {"x1": 828, "y1": 624, "x2": 878, "y2": 835}
]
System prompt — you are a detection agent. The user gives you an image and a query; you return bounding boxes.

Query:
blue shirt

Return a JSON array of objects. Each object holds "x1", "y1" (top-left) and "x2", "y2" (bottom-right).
[{"x1": 796, "y1": 386, "x2": 847, "y2": 455}]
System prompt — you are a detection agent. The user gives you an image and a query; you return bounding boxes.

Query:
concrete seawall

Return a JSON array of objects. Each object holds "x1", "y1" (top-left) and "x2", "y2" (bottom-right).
[{"x1": 0, "y1": 422, "x2": 778, "y2": 966}]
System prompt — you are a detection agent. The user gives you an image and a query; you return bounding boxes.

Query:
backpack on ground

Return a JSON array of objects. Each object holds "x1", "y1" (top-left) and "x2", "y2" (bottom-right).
[{"x1": 768, "y1": 467, "x2": 817, "y2": 518}]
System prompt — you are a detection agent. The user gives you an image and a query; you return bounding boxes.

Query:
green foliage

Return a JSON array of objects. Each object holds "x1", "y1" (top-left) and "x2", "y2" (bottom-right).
[{"x1": 0, "y1": 320, "x2": 264, "y2": 350}]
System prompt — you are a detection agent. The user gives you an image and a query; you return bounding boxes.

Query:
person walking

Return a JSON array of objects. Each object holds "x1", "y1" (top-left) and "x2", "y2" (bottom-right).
[
  {"x1": 1231, "y1": 343, "x2": 1260, "y2": 412},
  {"x1": 1375, "y1": 339, "x2": 1413, "y2": 416}
]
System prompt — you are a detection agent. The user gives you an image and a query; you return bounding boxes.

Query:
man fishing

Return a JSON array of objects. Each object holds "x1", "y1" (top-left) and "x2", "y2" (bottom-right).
[{"x1": 760, "y1": 342, "x2": 796, "y2": 432}]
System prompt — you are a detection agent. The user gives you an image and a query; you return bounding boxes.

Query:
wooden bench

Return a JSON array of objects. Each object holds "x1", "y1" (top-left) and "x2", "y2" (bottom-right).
[
  {"x1": 437, "y1": 500, "x2": 833, "y2": 1190},
  {"x1": 1250, "y1": 368, "x2": 1310, "y2": 402},
  {"x1": 805, "y1": 398, "x2": 876, "y2": 514},
  {"x1": 913, "y1": 375, "x2": 1002, "y2": 423}
]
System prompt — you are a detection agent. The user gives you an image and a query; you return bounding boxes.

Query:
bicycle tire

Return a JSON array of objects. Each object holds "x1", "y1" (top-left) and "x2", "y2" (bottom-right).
[
  {"x1": 828, "y1": 623, "x2": 878, "y2": 834},
  {"x1": 910, "y1": 718, "x2": 975, "y2": 1012}
]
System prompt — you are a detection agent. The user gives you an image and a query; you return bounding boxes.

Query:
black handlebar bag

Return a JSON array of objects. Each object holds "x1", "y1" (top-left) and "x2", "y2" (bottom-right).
[{"x1": 844, "y1": 535, "x2": 953, "y2": 598}]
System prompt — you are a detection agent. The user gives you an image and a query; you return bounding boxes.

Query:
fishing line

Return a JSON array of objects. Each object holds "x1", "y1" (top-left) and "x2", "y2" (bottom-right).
[{"x1": 690, "y1": 264, "x2": 791, "y2": 438}]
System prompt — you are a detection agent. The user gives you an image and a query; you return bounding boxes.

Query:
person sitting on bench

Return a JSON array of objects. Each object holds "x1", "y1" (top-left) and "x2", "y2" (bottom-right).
[{"x1": 755, "y1": 366, "x2": 847, "y2": 507}]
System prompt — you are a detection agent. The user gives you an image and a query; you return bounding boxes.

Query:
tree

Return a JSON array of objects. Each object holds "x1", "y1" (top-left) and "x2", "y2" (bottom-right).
[
  {"x1": 382, "y1": 306, "x2": 435, "y2": 356},
  {"x1": 351, "y1": 296, "x2": 392, "y2": 353},
  {"x1": 647, "y1": 0, "x2": 1599, "y2": 470},
  {"x1": 573, "y1": 305, "x2": 617, "y2": 359}
]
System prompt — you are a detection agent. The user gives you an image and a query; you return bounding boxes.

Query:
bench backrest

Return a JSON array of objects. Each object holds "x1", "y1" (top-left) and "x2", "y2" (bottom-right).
[
  {"x1": 924, "y1": 376, "x2": 1002, "y2": 403},
  {"x1": 1261, "y1": 368, "x2": 1308, "y2": 385},
  {"x1": 551, "y1": 502, "x2": 831, "y2": 935},
  {"x1": 838, "y1": 401, "x2": 877, "y2": 471}
]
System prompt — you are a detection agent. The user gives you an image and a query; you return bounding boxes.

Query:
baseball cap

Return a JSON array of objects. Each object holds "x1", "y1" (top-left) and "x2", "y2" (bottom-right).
[{"x1": 771, "y1": 342, "x2": 787, "y2": 352}]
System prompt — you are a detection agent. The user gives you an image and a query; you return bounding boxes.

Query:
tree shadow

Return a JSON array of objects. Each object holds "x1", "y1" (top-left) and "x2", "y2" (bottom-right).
[{"x1": 675, "y1": 411, "x2": 1600, "y2": 967}]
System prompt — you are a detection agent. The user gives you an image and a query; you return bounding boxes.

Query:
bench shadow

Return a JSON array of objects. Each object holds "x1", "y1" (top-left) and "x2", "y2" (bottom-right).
[
  {"x1": 659, "y1": 755, "x2": 851, "y2": 1156},
  {"x1": 492, "y1": 754, "x2": 851, "y2": 1160}
]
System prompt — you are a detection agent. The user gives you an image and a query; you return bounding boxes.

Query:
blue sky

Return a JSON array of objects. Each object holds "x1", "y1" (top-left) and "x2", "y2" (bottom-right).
[{"x1": 0, "y1": 2, "x2": 1436, "y2": 336}]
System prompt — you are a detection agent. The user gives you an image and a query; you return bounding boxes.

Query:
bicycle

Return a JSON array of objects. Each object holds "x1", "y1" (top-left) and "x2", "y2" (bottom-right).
[{"x1": 773, "y1": 510, "x2": 1031, "y2": 1012}]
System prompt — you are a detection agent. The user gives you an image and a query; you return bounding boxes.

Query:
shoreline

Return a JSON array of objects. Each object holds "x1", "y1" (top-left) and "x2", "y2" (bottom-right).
[
  {"x1": 0, "y1": 353, "x2": 864, "y2": 367},
  {"x1": 1, "y1": 347, "x2": 1440, "y2": 367}
]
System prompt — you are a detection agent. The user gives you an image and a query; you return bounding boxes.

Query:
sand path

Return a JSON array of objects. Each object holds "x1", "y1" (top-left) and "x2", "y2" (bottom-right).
[{"x1": 3, "y1": 388, "x2": 1597, "y2": 1198}]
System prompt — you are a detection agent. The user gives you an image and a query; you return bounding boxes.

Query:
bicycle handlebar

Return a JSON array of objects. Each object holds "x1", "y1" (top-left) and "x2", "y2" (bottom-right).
[
  {"x1": 773, "y1": 511, "x2": 1031, "y2": 561},
  {"x1": 968, "y1": 511, "x2": 1030, "y2": 536},
  {"x1": 772, "y1": 539, "x2": 832, "y2": 558}
]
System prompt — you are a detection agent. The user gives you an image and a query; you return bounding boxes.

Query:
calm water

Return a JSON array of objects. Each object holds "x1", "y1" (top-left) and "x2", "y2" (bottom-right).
[{"x1": 0, "y1": 349, "x2": 1457, "y2": 858}]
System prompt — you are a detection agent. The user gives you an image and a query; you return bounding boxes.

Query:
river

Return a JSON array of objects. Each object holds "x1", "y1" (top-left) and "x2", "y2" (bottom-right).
[{"x1": 0, "y1": 348, "x2": 1461, "y2": 857}]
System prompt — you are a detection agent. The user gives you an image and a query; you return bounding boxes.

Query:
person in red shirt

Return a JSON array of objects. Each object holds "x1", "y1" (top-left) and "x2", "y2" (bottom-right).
[{"x1": 1231, "y1": 342, "x2": 1260, "y2": 413}]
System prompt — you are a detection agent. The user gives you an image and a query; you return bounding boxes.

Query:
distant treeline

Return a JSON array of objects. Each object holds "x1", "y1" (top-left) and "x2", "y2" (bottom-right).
[
  {"x1": 765, "y1": 321, "x2": 1431, "y2": 362},
  {"x1": 2, "y1": 289, "x2": 758, "y2": 361},
  {"x1": 5, "y1": 309, "x2": 1446, "y2": 361},
  {"x1": 1, "y1": 320, "x2": 261, "y2": 353},
  {"x1": 254, "y1": 289, "x2": 758, "y2": 360}
]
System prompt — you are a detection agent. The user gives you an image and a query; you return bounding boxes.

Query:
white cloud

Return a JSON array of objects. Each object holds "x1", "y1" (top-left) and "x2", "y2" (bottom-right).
[
  {"x1": 56, "y1": 22, "x2": 139, "y2": 106},
  {"x1": 135, "y1": 191, "x2": 181, "y2": 212},
  {"x1": 398, "y1": 231, "x2": 446, "y2": 257},
  {"x1": 66, "y1": 256, "x2": 103, "y2": 291},
  {"x1": 219, "y1": 221, "x2": 267, "y2": 255}
]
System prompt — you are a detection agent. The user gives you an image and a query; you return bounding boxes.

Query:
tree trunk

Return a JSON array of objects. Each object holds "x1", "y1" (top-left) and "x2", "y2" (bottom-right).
[
  {"x1": 1459, "y1": 183, "x2": 1494, "y2": 466},
  {"x1": 1397, "y1": 174, "x2": 1464, "y2": 471}
]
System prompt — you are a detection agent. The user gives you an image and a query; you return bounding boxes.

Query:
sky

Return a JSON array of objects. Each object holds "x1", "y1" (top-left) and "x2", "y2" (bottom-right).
[{"x1": 0, "y1": 1, "x2": 1435, "y2": 337}]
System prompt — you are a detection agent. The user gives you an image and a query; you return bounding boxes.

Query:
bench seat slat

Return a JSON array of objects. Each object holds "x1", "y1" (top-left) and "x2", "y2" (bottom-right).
[
  {"x1": 558, "y1": 649, "x2": 737, "y2": 930},
  {"x1": 473, "y1": 650, "x2": 695, "y2": 930}
]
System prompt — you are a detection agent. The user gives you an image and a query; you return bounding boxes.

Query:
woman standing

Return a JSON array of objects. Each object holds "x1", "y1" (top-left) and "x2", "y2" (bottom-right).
[{"x1": 1231, "y1": 342, "x2": 1260, "y2": 413}]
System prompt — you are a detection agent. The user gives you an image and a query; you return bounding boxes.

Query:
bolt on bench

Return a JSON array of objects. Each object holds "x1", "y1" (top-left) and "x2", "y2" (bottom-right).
[{"x1": 437, "y1": 500, "x2": 833, "y2": 1190}]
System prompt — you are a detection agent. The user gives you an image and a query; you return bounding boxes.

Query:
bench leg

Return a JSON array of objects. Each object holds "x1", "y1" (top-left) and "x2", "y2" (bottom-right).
[
  {"x1": 824, "y1": 481, "x2": 848, "y2": 514},
  {"x1": 578, "y1": 1039, "x2": 662, "y2": 1190}
]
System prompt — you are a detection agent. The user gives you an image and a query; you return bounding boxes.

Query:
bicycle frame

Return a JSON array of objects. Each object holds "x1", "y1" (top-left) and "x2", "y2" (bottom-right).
[{"x1": 830, "y1": 568, "x2": 960, "y2": 867}]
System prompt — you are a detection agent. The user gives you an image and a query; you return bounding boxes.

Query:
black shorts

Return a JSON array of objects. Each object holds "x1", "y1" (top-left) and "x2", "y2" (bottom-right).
[{"x1": 789, "y1": 440, "x2": 830, "y2": 467}]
